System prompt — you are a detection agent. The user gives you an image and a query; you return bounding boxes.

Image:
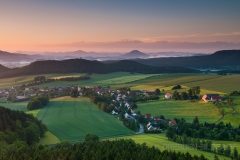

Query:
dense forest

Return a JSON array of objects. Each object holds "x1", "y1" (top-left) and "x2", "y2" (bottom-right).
[
  {"x1": 0, "y1": 134, "x2": 208, "y2": 160},
  {"x1": 0, "y1": 59, "x2": 198, "y2": 78},
  {"x1": 0, "y1": 106, "x2": 47, "y2": 145}
]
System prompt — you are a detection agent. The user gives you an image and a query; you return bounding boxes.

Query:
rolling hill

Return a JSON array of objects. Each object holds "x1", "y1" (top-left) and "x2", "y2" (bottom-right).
[
  {"x1": 118, "y1": 50, "x2": 149, "y2": 59},
  {"x1": 0, "y1": 59, "x2": 198, "y2": 78},
  {"x1": 134, "y1": 50, "x2": 240, "y2": 67},
  {"x1": 0, "y1": 64, "x2": 10, "y2": 72}
]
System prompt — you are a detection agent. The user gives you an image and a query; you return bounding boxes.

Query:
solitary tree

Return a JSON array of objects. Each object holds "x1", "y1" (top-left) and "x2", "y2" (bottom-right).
[{"x1": 155, "y1": 88, "x2": 161, "y2": 95}]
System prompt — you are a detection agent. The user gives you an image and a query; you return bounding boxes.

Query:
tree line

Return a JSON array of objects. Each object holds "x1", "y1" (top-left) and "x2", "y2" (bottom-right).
[
  {"x1": 172, "y1": 86, "x2": 201, "y2": 100},
  {"x1": 166, "y1": 117, "x2": 240, "y2": 141},
  {"x1": 0, "y1": 134, "x2": 208, "y2": 160}
]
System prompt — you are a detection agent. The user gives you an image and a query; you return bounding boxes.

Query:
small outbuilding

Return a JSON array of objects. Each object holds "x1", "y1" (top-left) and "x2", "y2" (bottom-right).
[{"x1": 165, "y1": 93, "x2": 172, "y2": 99}]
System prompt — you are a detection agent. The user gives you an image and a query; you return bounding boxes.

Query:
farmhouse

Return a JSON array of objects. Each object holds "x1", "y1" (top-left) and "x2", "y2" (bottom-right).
[
  {"x1": 147, "y1": 122, "x2": 161, "y2": 131},
  {"x1": 145, "y1": 113, "x2": 152, "y2": 119},
  {"x1": 165, "y1": 93, "x2": 172, "y2": 99},
  {"x1": 202, "y1": 94, "x2": 222, "y2": 102},
  {"x1": 145, "y1": 91, "x2": 156, "y2": 96},
  {"x1": 169, "y1": 120, "x2": 177, "y2": 126}
]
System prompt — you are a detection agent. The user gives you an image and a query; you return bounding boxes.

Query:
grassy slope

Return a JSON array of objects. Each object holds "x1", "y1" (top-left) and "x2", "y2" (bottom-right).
[
  {"x1": 136, "y1": 99, "x2": 221, "y2": 123},
  {"x1": 221, "y1": 96, "x2": 240, "y2": 126},
  {"x1": 37, "y1": 96, "x2": 133, "y2": 143},
  {"x1": 0, "y1": 101, "x2": 28, "y2": 112},
  {"x1": 106, "y1": 134, "x2": 231, "y2": 160}
]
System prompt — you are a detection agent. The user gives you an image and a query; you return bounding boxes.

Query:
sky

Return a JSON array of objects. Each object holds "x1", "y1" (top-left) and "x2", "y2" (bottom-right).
[{"x1": 1, "y1": 0, "x2": 240, "y2": 53}]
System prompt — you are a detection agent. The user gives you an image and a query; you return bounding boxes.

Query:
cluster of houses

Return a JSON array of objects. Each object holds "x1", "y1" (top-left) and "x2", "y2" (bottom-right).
[
  {"x1": 145, "y1": 113, "x2": 177, "y2": 131},
  {"x1": 0, "y1": 86, "x2": 76, "y2": 102}
]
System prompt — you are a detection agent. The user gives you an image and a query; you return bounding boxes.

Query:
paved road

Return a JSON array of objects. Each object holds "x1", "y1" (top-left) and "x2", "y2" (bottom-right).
[
  {"x1": 128, "y1": 115, "x2": 144, "y2": 134},
  {"x1": 135, "y1": 124, "x2": 144, "y2": 134}
]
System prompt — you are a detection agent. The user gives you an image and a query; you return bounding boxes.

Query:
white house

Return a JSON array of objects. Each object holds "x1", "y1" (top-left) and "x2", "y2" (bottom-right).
[{"x1": 165, "y1": 93, "x2": 172, "y2": 99}]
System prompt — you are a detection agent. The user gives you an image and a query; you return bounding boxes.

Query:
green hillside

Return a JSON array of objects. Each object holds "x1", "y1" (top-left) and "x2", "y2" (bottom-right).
[{"x1": 37, "y1": 96, "x2": 133, "y2": 143}]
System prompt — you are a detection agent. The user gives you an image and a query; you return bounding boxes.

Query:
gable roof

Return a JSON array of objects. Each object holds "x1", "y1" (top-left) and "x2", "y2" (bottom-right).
[
  {"x1": 211, "y1": 96, "x2": 222, "y2": 100},
  {"x1": 169, "y1": 120, "x2": 177, "y2": 125},
  {"x1": 145, "y1": 114, "x2": 151, "y2": 119}
]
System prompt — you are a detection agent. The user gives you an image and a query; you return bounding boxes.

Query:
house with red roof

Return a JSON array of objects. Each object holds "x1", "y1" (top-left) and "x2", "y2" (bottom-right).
[
  {"x1": 165, "y1": 93, "x2": 172, "y2": 99},
  {"x1": 169, "y1": 120, "x2": 177, "y2": 126},
  {"x1": 145, "y1": 114, "x2": 152, "y2": 119}
]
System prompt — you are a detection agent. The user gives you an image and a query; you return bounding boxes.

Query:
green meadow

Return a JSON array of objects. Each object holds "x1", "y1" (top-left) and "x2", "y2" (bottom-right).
[
  {"x1": 0, "y1": 101, "x2": 28, "y2": 112},
  {"x1": 106, "y1": 134, "x2": 232, "y2": 160},
  {"x1": 95, "y1": 74, "x2": 159, "y2": 85},
  {"x1": 136, "y1": 99, "x2": 222, "y2": 123},
  {"x1": 37, "y1": 96, "x2": 133, "y2": 143}
]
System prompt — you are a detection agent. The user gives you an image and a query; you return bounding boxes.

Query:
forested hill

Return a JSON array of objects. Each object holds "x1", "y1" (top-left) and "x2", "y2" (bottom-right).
[
  {"x1": 0, "y1": 106, "x2": 47, "y2": 145},
  {"x1": 109, "y1": 60, "x2": 197, "y2": 73},
  {"x1": 0, "y1": 59, "x2": 198, "y2": 78},
  {"x1": 0, "y1": 64, "x2": 10, "y2": 72},
  {"x1": 134, "y1": 50, "x2": 240, "y2": 67}
]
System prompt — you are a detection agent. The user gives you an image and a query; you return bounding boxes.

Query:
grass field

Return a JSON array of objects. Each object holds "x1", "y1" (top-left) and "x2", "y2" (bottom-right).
[
  {"x1": 131, "y1": 73, "x2": 240, "y2": 94},
  {"x1": 136, "y1": 99, "x2": 222, "y2": 123},
  {"x1": 221, "y1": 96, "x2": 240, "y2": 126},
  {"x1": 0, "y1": 101, "x2": 28, "y2": 112},
  {"x1": 95, "y1": 74, "x2": 159, "y2": 85},
  {"x1": 0, "y1": 73, "x2": 86, "y2": 89},
  {"x1": 106, "y1": 134, "x2": 231, "y2": 160},
  {"x1": 37, "y1": 96, "x2": 133, "y2": 143}
]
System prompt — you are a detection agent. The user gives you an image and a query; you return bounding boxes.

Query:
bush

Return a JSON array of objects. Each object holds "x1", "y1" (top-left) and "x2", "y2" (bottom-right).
[
  {"x1": 172, "y1": 85, "x2": 181, "y2": 90},
  {"x1": 27, "y1": 96, "x2": 49, "y2": 110}
]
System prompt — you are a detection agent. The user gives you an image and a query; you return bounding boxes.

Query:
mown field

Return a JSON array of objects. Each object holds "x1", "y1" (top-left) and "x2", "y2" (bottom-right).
[
  {"x1": 136, "y1": 99, "x2": 222, "y2": 123},
  {"x1": 131, "y1": 73, "x2": 240, "y2": 94},
  {"x1": 37, "y1": 96, "x2": 133, "y2": 143},
  {"x1": 95, "y1": 74, "x2": 159, "y2": 85},
  {"x1": 106, "y1": 134, "x2": 232, "y2": 160}
]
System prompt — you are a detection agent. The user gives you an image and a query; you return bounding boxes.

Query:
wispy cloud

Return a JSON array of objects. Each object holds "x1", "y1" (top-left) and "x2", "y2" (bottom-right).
[
  {"x1": 138, "y1": 32, "x2": 240, "y2": 42},
  {"x1": 38, "y1": 40, "x2": 240, "y2": 53}
]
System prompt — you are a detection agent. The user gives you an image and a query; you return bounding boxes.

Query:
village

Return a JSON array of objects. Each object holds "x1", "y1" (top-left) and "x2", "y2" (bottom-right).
[{"x1": 0, "y1": 80, "x2": 224, "y2": 133}]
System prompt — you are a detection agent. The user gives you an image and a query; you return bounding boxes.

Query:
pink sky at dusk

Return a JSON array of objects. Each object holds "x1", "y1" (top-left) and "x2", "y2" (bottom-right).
[{"x1": 1, "y1": 0, "x2": 240, "y2": 53}]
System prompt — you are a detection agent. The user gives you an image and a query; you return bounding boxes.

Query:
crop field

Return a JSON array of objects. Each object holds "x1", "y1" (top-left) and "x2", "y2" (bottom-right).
[
  {"x1": 131, "y1": 73, "x2": 240, "y2": 94},
  {"x1": 136, "y1": 99, "x2": 222, "y2": 123},
  {"x1": 95, "y1": 74, "x2": 159, "y2": 85},
  {"x1": 0, "y1": 101, "x2": 28, "y2": 112},
  {"x1": 37, "y1": 96, "x2": 132, "y2": 143},
  {"x1": 106, "y1": 134, "x2": 231, "y2": 160},
  {"x1": 36, "y1": 72, "x2": 137, "y2": 88}
]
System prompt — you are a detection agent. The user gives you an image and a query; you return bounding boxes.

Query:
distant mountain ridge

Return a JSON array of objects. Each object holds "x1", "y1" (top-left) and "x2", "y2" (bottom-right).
[
  {"x1": 118, "y1": 50, "x2": 149, "y2": 59},
  {"x1": 0, "y1": 50, "x2": 34, "y2": 61},
  {"x1": 134, "y1": 50, "x2": 240, "y2": 67}
]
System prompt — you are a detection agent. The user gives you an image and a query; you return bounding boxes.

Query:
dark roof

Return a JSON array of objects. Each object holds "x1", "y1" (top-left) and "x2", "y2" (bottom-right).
[
  {"x1": 206, "y1": 94, "x2": 219, "y2": 97},
  {"x1": 211, "y1": 96, "x2": 222, "y2": 100}
]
